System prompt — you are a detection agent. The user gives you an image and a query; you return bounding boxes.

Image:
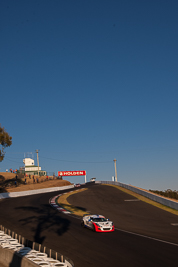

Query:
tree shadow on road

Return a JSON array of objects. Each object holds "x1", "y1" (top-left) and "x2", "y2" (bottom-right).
[
  {"x1": 15, "y1": 203, "x2": 70, "y2": 245},
  {"x1": 5, "y1": 203, "x2": 70, "y2": 267}
]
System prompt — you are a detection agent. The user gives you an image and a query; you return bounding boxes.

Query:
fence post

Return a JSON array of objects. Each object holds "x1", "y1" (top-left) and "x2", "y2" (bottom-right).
[
  {"x1": 61, "y1": 255, "x2": 63, "y2": 262},
  {"x1": 56, "y1": 252, "x2": 57, "y2": 260},
  {"x1": 39, "y1": 244, "x2": 41, "y2": 252},
  {"x1": 33, "y1": 242, "x2": 35, "y2": 250},
  {"x1": 43, "y1": 247, "x2": 46, "y2": 253},
  {"x1": 50, "y1": 249, "x2": 51, "y2": 258}
]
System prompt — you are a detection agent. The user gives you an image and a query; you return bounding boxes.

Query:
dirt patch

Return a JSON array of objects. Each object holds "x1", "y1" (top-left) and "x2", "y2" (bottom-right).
[
  {"x1": 6, "y1": 179, "x2": 72, "y2": 192},
  {"x1": 0, "y1": 172, "x2": 72, "y2": 193},
  {"x1": 0, "y1": 172, "x2": 17, "y2": 180}
]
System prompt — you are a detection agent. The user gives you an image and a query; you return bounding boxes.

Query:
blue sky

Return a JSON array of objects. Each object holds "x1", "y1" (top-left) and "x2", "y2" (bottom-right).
[{"x1": 1, "y1": 0, "x2": 178, "y2": 190}]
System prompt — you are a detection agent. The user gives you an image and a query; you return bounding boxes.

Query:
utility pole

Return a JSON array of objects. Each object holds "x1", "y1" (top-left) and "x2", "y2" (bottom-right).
[
  {"x1": 35, "y1": 149, "x2": 39, "y2": 177},
  {"x1": 113, "y1": 159, "x2": 117, "y2": 182}
]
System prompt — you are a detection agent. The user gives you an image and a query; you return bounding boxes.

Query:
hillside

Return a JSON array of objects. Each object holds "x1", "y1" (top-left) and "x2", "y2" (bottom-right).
[{"x1": 0, "y1": 172, "x2": 72, "y2": 193}]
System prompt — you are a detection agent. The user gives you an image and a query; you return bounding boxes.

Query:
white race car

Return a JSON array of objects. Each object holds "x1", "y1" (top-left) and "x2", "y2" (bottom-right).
[
  {"x1": 74, "y1": 183, "x2": 81, "y2": 188},
  {"x1": 81, "y1": 214, "x2": 114, "y2": 232}
]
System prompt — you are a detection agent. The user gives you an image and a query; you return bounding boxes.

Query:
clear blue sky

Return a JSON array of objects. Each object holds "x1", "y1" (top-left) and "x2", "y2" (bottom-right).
[{"x1": 1, "y1": 0, "x2": 178, "y2": 190}]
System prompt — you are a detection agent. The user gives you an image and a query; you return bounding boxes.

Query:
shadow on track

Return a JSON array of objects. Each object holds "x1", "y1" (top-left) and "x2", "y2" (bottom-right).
[
  {"x1": 9, "y1": 253, "x2": 22, "y2": 267},
  {"x1": 6, "y1": 203, "x2": 70, "y2": 267},
  {"x1": 15, "y1": 204, "x2": 70, "y2": 244}
]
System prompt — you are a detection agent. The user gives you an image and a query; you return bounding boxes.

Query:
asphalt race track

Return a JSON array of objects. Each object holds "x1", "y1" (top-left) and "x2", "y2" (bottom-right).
[{"x1": 0, "y1": 183, "x2": 178, "y2": 267}]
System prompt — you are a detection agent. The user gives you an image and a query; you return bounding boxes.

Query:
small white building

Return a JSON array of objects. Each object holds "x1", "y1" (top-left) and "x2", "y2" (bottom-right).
[
  {"x1": 21, "y1": 158, "x2": 46, "y2": 176},
  {"x1": 23, "y1": 158, "x2": 35, "y2": 167}
]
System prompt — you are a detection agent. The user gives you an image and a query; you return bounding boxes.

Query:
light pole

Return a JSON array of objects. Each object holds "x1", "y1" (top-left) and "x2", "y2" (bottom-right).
[
  {"x1": 113, "y1": 159, "x2": 117, "y2": 182},
  {"x1": 35, "y1": 149, "x2": 40, "y2": 177}
]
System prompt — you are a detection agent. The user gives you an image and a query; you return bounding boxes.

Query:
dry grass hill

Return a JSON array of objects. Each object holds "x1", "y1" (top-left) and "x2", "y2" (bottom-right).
[{"x1": 0, "y1": 172, "x2": 72, "y2": 193}]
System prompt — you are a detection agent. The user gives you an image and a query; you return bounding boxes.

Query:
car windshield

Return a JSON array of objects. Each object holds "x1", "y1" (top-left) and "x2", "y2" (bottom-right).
[{"x1": 91, "y1": 217, "x2": 107, "y2": 222}]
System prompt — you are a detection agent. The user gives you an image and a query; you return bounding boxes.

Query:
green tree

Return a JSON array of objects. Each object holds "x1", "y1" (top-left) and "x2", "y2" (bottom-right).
[{"x1": 0, "y1": 124, "x2": 12, "y2": 162}]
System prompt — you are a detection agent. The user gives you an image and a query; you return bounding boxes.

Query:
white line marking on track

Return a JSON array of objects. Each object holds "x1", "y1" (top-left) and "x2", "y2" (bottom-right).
[
  {"x1": 115, "y1": 228, "x2": 178, "y2": 247},
  {"x1": 49, "y1": 196, "x2": 178, "y2": 247},
  {"x1": 59, "y1": 213, "x2": 178, "y2": 247}
]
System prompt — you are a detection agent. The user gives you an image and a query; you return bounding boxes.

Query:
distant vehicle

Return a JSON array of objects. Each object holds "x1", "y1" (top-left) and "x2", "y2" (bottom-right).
[
  {"x1": 81, "y1": 214, "x2": 114, "y2": 232},
  {"x1": 74, "y1": 183, "x2": 81, "y2": 187},
  {"x1": 90, "y1": 178, "x2": 96, "y2": 182}
]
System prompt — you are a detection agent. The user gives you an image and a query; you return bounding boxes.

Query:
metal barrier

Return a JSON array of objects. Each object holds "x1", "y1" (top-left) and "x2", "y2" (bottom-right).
[
  {"x1": 0, "y1": 225, "x2": 74, "y2": 267},
  {"x1": 97, "y1": 181, "x2": 178, "y2": 211}
]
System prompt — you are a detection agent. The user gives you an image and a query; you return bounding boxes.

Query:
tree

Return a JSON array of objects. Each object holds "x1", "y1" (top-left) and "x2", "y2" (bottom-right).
[{"x1": 0, "y1": 124, "x2": 12, "y2": 162}]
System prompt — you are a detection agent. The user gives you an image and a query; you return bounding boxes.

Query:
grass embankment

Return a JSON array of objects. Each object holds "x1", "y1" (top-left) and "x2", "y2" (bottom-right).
[
  {"x1": 0, "y1": 172, "x2": 72, "y2": 193},
  {"x1": 106, "y1": 184, "x2": 178, "y2": 216},
  {"x1": 57, "y1": 188, "x2": 90, "y2": 216},
  {"x1": 0, "y1": 172, "x2": 17, "y2": 180},
  {"x1": 56, "y1": 184, "x2": 178, "y2": 216},
  {"x1": 6, "y1": 179, "x2": 71, "y2": 192}
]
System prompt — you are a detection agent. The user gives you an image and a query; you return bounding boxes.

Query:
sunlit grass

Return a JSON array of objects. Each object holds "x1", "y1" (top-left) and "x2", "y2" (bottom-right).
[
  {"x1": 56, "y1": 188, "x2": 90, "y2": 216},
  {"x1": 57, "y1": 184, "x2": 178, "y2": 216},
  {"x1": 105, "y1": 184, "x2": 178, "y2": 216}
]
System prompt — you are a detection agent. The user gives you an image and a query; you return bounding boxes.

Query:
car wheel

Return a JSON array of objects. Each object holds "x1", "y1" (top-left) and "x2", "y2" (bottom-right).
[{"x1": 81, "y1": 221, "x2": 85, "y2": 228}]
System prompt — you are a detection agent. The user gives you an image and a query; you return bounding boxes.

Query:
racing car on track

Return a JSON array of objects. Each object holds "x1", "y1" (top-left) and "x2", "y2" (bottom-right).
[
  {"x1": 74, "y1": 183, "x2": 81, "y2": 188},
  {"x1": 81, "y1": 214, "x2": 114, "y2": 232}
]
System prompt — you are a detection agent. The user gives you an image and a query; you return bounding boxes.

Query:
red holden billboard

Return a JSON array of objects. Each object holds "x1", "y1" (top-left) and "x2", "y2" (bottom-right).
[{"x1": 58, "y1": 170, "x2": 86, "y2": 176}]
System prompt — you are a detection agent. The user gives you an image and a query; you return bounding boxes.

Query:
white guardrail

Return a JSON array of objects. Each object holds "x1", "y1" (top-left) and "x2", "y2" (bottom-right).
[
  {"x1": 97, "y1": 181, "x2": 178, "y2": 211},
  {"x1": 0, "y1": 185, "x2": 74, "y2": 199}
]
